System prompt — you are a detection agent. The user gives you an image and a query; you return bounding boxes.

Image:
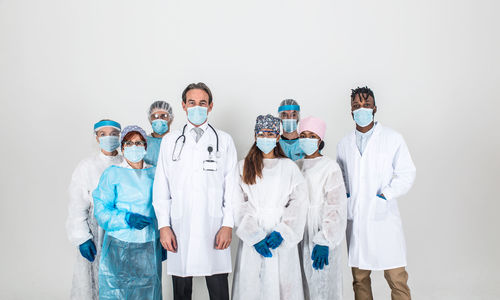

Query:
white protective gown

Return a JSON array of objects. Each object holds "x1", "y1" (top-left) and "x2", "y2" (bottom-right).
[
  {"x1": 232, "y1": 158, "x2": 308, "y2": 300},
  {"x1": 296, "y1": 156, "x2": 347, "y2": 300},
  {"x1": 66, "y1": 152, "x2": 123, "y2": 300},
  {"x1": 153, "y1": 122, "x2": 238, "y2": 277},
  {"x1": 336, "y1": 123, "x2": 416, "y2": 271}
]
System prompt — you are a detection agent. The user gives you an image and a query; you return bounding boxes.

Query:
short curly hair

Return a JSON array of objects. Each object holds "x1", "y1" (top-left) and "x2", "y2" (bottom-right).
[{"x1": 351, "y1": 86, "x2": 375, "y2": 106}]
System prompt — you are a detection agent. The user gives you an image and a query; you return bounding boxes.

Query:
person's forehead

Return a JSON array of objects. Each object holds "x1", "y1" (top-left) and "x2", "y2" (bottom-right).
[
  {"x1": 186, "y1": 89, "x2": 209, "y2": 100},
  {"x1": 351, "y1": 94, "x2": 374, "y2": 102},
  {"x1": 301, "y1": 130, "x2": 315, "y2": 135},
  {"x1": 257, "y1": 129, "x2": 277, "y2": 133},
  {"x1": 125, "y1": 133, "x2": 143, "y2": 140},
  {"x1": 151, "y1": 109, "x2": 168, "y2": 115}
]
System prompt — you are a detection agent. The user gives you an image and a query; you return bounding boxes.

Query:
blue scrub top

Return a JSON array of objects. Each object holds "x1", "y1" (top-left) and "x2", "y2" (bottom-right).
[
  {"x1": 279, "y1": 138, "x2": 305, "y2": 161},
  {"x1": 144, "y1": 135, "x2": 163, "y2": 166},
  {"x1": 93, "y1": 165, "x2": 158, "y2": 243}
]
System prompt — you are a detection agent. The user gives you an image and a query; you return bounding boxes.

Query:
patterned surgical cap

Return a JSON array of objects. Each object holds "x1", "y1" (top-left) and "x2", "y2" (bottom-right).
[{"x1": 254, "y1": 114, "x2": 281, "y2": 134}]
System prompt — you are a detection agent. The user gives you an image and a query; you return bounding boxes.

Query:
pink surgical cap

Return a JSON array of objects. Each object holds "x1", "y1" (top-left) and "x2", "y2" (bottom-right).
[{"x1": 298, "y1": 116, "x2": 326, "y2": 140}]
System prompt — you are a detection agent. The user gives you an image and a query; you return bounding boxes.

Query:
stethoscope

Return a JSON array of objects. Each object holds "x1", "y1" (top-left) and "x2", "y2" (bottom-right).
[{"x1": 172, "y1": 123, "x2": 220, "y2": 161}]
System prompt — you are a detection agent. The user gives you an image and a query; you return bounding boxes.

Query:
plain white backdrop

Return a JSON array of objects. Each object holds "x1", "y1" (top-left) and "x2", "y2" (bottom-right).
[{"x1": 1, "y1": 0, "x2": 499, "y2": 299}]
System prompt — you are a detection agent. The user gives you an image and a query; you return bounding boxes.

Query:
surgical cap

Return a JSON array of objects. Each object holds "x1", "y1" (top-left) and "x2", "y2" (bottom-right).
[
  {"x1": 148, "y1": 101, "x2": 174, "y2": 121},
  {"x1": 278, "y1": 99, "x2": 301, "y2": 113},
  {"x1": 94, "y1": 120, "x2": 121, "y2": 132},
  {"x1": 298, "y1": 116, "x2": 327, "y2": 140},
  {"x1": 120, "y1": 125, "x2": 148, "y2": 143},
  {"x1": 255, "y1": 114, "x2": 281, "y2": 134}
]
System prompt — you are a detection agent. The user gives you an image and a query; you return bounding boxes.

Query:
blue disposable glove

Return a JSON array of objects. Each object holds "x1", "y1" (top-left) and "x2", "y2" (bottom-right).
[
  {"x1": 79, "y1": 239, "x2": 97, "y2": 262},
  {"x1": 377, "y1": 194, "x2": 386, "y2": 200},
  {"x1": 126, "y1": 212, "x2": 153, "y2": 230},
  {"x1": 254, "y1": 238, "x2": 272, "y2": 257},
  {"x1": 265, "y1": 231, "x2": 284, "y2": 249},
  {"x1": 312, "y1": 244, "x2": 329, "y2": 270},
  {"x1": 161, "y1": 247, "x2": 167, "y2": 261}
]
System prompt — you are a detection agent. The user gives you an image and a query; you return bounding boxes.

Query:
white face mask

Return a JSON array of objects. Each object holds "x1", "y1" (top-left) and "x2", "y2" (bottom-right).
[
  {"x1": 282, "y1": 119, "x2": 298, "y2": 133},
  {"x1": 187, "y1": 106, "x2": 208, "y2": 125},
  {"x1": 299, "y1": 138, "x2": 319, "y2": 156},
  {"x1": 353, "y1": 108, "x2": 374, "y2": 127},
  {"x1": 256, "y1": 138, "x2": 277, "y2": 154},
  {"x1": 123, "y1": 145, "x2": 146, "y2": 162},
  {"x1": 99, "y1": 136, "x2": 120, "y2": 152}
]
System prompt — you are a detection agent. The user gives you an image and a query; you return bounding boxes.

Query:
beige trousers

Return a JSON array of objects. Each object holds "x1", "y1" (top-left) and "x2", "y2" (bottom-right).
[{"x1": 351, "y1": 267, "x2": 411, "y2": 300}]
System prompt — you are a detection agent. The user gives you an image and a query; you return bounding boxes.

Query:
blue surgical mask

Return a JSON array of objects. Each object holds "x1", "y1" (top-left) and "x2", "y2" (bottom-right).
[
  {"x1": 353, "y1": 108, "x2": 374, "y2": 127},
  {"x1": 256, "y1": 137, "x2": 277, "y2": 154},
  {"x1": 299, "y1": 138, "x2": 319, "y2": 156},
  {"x1": 282, "y1": 119, "x2": 298, "y2": 133},
  {"x1": 123, "y1": 145, "x2": 147, "y2": 163},
  {"x1": 187, "y1": 106, "x2": 208, "y2": 125},
  {"x1": 99, "y1": 136, "x2": 120, "y2": 152},
  {"x1": 152, "y1": 119, "x2": 169, "y2": 135}
]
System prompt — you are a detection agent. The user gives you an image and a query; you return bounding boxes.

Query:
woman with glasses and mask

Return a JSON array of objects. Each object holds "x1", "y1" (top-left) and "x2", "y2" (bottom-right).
[
  {"x1": 93, "y1": 125, "x2": 164, "y2": 300},
  {"x1": 232, "y1": 114, "x2": 308, "y2": 300}
]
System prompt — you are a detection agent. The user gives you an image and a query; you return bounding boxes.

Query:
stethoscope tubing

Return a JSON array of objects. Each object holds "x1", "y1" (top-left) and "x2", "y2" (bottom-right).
[{"x1": 172, "y1": 123, "x2": 219, "y2": 161}]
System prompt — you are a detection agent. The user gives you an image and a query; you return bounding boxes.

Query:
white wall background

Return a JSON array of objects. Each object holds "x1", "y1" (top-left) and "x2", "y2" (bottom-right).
[{"x1": 1, "y1": 0, "x2": 499, "y2": 299}]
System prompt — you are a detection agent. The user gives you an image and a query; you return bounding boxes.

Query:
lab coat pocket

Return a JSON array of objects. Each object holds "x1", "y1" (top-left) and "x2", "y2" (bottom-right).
[
  {"x1": 170, "y1": 193, "x2": 183, "y2": 220},
  {"x1": 208, "y1": 187, "x2": 224, "y2": 218},
  {"x1": 373, "y1": 196, "x2": 389, "y2": 221}
]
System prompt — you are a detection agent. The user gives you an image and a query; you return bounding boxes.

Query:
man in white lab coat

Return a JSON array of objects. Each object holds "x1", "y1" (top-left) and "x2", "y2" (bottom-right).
[
  {"x1": 153, "y1": 82, "x2": 237, "y2": 300},
  {"x1": 336, "y1": 86, "x2": 416, "y2": 300}
]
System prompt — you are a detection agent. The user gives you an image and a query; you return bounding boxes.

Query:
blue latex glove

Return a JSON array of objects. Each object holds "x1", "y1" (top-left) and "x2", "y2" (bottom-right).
[
  {"x1": 265, "y1": 231, "x2": 284, "y2": 249},
  {"x1": 312, "y1": 244, "x2": 329, "y2": 270},
  {"x1": 254, "y1": 238, "x2": 272, "y2": 257},
  {"x1": 126, "y1": 212, "x2": 153, "y2": 230},
  {"x1": 377, "y1": 194, "x2": 386, "y2": 200},
  {"x1": 161, "y1": 247, "x2": 167, "y2": 261},
  {"x1": 79, "y1": 239, "x2": 97, "y2": 262}
]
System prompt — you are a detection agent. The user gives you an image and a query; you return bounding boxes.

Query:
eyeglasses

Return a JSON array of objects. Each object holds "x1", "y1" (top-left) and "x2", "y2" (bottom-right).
[
  {"x1": 123, "y1": 141, "x2": 146, "y2": 147},
  {"x1": 150, "y1": 113, "x2": 170, "y2": 120}
]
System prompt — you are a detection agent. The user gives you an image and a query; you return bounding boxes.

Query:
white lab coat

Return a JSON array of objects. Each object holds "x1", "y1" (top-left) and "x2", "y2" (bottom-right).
[
  {"x1": 153, "y1": 122, "x2": 238, "y2": 277},
  {"x1": 296, "y1": 156, "x2": 347, "y2": 300},
  {"x1": 67, "y1": 152, "x2": 123, "y2": 300},
  {"x1": 232, "y1": 158, "x2": 308, "y2": 300},
  {"x1": 336, "y1": 123, "x2": 416, "y2": 271}
]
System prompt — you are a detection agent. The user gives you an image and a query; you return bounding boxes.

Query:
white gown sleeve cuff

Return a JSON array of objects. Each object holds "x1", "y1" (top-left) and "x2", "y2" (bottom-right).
[{"x1": 312, "y1": 231, "x2": 331, "y2": 247}]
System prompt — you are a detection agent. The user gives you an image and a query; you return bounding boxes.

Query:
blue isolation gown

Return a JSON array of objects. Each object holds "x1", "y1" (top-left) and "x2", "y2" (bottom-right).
[
  {"x1": 279, "y1": 138, "x2": 305, "y2": 161},
  {"x1": 144, "y1": 136, "x2": 162, "y2": 166},
  {"x1": 93, "y1": 162, "x2": 162, "y2": 300}
]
